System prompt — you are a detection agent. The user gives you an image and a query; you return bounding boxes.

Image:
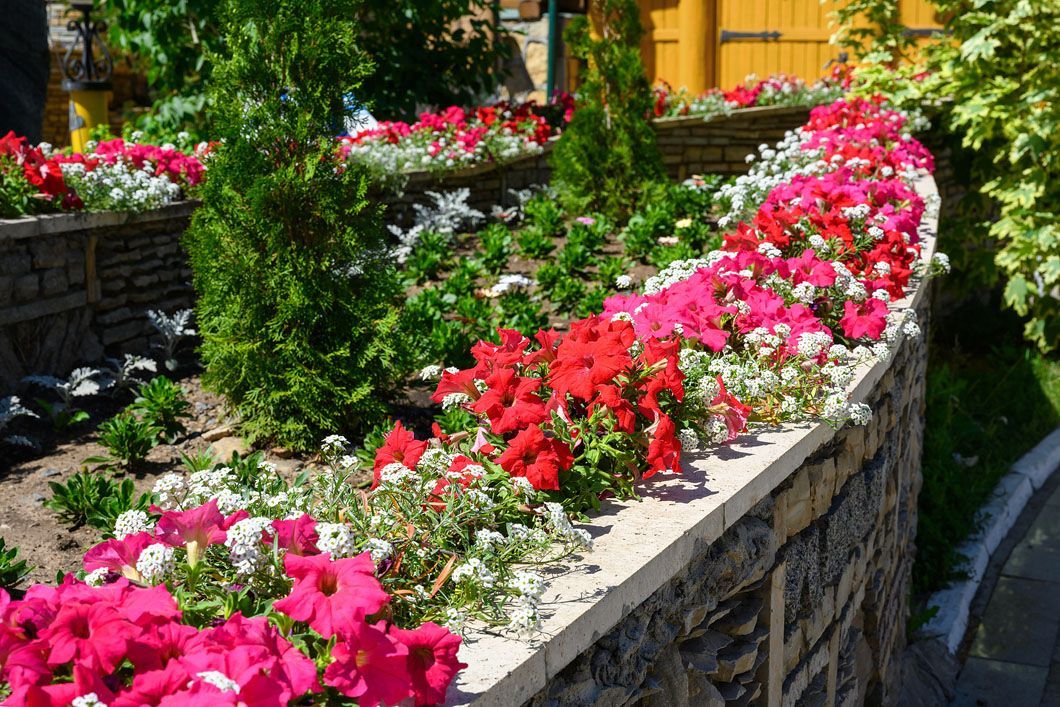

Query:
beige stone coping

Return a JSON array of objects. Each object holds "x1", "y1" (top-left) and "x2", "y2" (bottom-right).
[
  {"x1": 0, "y1": 201, "x2": 199, "y2": 243},
  {"x1": 652, "y1": 103, "x2": 812, "y2": 130},
  {"x1": 443, "y1": 172, "x2": 939, "y2": 706}
]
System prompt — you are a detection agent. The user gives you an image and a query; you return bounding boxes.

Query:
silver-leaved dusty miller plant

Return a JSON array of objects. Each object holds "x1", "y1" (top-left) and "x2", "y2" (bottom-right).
[
  {"x1": 22, "y1": 367, "x2": 102, "y2": 406},
  {"x1": 100, "y1": 354, "x2": 158, "y2": 393},
  {"x1": 0, "y1": 396, "x2": 38, "y2": 448},
  {"x1": 148, "y1": 309, "x2": 196, "y2": 371}
]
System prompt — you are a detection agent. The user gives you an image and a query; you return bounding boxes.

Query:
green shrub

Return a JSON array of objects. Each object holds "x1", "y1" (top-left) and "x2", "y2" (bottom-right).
[
  {"x1": 87, "y1": 478, "x2": 153, "y2": 533},
  {"x1": 517, "y1": 228, "x2": 556, "y2": 260},
  {"x1": 404, "y1": 230, "x2": 452, "y2": 284},
  {"x1": 45, "y1": 471, "x2": 120, "y2": 527},
  {"x1": 523, "y1": 196, "x2": 565, "y2": 238},
  {"x1": 550, "y1": 0, "x2": 663, "y2": 220},
  {"x1": 0, "y1": 538, "x2": 31, "y2": 593},
  {"x1": 479, "y1": 224, "x2": 515, "y2": 274},
  {"x1": 185, "y1": 0, "x2": 409, "y2": 450},
  {"x1": 87, "y1": 412, "x2": 160, "y2": 468},
  {"x1": 131, "y1": 376, "x2": 190, "y2": 442}
]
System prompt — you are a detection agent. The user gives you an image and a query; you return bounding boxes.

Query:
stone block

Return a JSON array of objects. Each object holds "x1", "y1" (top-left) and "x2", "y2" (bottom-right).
[
  {"x1": 29, "y1": 237, "x2": 68, "y2": 268},
  {"x1": 13, "y1": 273, "x2": 38, "y2": 301},
  {"x1": 714, "y1": 640, "x2": 758, "y2": 682},
  {"x1": 101, "y1": 319, "x2": 146, "y2": 346},
  {"x1": 784, "y1": 471, "x2": 813, "y2": 538},
  {"x1": 0, "y1": 275, "x2": 12, "y2": 306},
  {"x1": 40, "y1": 268, "x2": 68, "y2": 296},
  {"x1": 0, "y1": 251, "x2": 31, "y2": 276}
]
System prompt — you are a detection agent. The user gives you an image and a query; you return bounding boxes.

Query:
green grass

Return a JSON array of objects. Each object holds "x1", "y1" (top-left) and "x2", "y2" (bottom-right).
[{"x1": 915, "y1": 294, "x2": 1060, "y2": 596}]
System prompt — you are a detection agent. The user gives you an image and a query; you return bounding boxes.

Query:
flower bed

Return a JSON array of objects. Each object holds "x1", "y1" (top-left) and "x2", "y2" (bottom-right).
[
  {"x1": 652, "y1": 68, "x2": 851, "y2": 120},
  {"x1": 340, "y1": 99, "x2": 573, "y2": 180},
  {"x1": 0, "y1": 133, "x2": 205, "y2": 218},
  {"x1": 0, "y1": 96, "x2": 945, "y2": 705}
]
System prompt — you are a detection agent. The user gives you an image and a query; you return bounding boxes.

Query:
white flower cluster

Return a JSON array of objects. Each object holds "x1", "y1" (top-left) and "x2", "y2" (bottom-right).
[
  {"x1": 452, "y1": 557, "x2": 496, "y2": 588},
  {"x1": 486, "y1": 274, "x2": 535, "y2": 298},
  {"x1": 135, "y1": 543, "x2": 176, "y2": 585},
  {"x1": 316, "y1": 522, "x2": 358, "y2": 558},
  {"x1": 114, "y1": 509, "x2": 153, "y2": 540},
  {"x1": 60, "y1": 160, "x2": 180, "y2": 212},
  {"x1": 543, "y1": 502, "x2": 593, "y2": 551},
  {"x1": 224, "y1": 516, "x2": 273, "y2": 576},
  {"x1": 505, "y1": 568, "x2": 546, "y2": 636}
]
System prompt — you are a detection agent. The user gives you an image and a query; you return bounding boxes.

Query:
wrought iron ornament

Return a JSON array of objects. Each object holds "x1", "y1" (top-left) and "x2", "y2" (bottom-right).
[{"x1": 61, "y1": 1, "x2": 113, "y2": 89}]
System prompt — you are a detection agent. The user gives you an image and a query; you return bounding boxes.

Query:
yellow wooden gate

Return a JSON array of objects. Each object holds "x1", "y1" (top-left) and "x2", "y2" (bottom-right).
[
  {"x1": 631, "y1": 0, "x2": 944, "y2": 92},
  {"x1": 715, "y1": 0, "x2": 843, "y2": 89}
]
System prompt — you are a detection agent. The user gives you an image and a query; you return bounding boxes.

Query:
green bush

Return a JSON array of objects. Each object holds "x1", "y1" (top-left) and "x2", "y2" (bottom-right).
[
  {"x1": 44, "y1": 471, "x2": 120, "y2": 527},
  {"x1": 550, "y1": 0, "x2": 663, "y2": 221},
  {"x1": 87, "y1": 412, "x2": 161, "y2": 468},
  {"x1": 103, "y1": 0, "x2": 509, "y2": 135},
  {"x1": 185, "y1": 0, "x2": 409, "y2": 450},
  {"x1": 0, "y1": 538, "x2": 31, "y2": 593},
  {"x1": 130, "y1": 376, "x2": 190, "y2": 442}
]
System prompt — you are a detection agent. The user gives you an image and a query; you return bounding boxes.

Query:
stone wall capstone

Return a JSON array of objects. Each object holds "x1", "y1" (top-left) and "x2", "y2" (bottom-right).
[{"x1": 0, "y1": 203, "x2": 196, "y2": 392}]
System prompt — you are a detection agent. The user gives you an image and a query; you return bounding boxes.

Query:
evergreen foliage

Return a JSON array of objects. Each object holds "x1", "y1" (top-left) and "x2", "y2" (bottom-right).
[
  {"x1": 184, "y1": 0, "x2": 407, "y2": 450},
  {"x1": 550, "y1": 0, "x2": 663, "y2": 221}
]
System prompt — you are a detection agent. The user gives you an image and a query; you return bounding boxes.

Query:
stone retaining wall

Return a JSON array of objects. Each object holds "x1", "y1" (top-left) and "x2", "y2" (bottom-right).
[
  {"x1": 0, "y1": 203, "x2": 196, "y2": 392},
  {"x1": 388, "y1": 104, "x2": 812, "y2": 223},
  {"x1": 444, "y1": 173, "x2": 938, "y2": 707}
]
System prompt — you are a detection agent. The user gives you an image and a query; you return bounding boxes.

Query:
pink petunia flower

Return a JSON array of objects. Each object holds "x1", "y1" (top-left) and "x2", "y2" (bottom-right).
[
  {"x1": 324, "y1": 620, "x2": 412, "y2": 706},
  {"x1": 389, "y1": 621, "x2": 468, "y2": 706},
  {"x1": 272, "y1": 552, "x2": 389, "y2": 638},
  {"x1": 155, "y1": 499, "x2": 228, "y2": 567}
]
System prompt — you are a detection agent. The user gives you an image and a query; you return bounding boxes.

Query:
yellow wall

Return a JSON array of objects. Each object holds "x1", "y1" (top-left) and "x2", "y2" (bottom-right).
[{"x1": 637, "y1": 0, "x2": 943, "y2": 92}]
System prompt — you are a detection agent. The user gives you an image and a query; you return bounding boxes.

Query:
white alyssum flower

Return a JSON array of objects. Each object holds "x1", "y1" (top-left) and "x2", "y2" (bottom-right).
[
  {"x1": 452, "y1": 558, "x2": 496, "y2": 588},
  {"x1": 321, "y1": 435, "x2": 349, "y2": 456},
  {"x1": 615, "y1": 274, "x2": 633, "y2": 289},
  {"x1": 677, "y1": 428, "x2": 701, "y2": 452},
  {"x1": 224, "y1": 516, "x2": 273, "y2": 576},
  {"x1": 113, "y1": 509, "x2": 153, "y2": 540},
  {"x1": 135, "y1": 543, "x2": 176, "y2": 585},
  {"x1": 316, "y1": 523, "x2": 358, "y2": 559},
  {"x1": 72, "y1": 694, "x2": 107, "y2": 707},
  {"x1": 83, "y1": 567, "x2": 109, "y2": 587},
  {"x1": 365, "y1": 538, "x2": 393, "y2": 563},
  {"x1": 197, "y1": 671, "x2": 240, "y2": 693},
  {"x1": 474, "y1": 529, "x2": 507, "y2": 551},
  {"x1": 419, "y1": 365, "x2": 443, "y2": 381}
]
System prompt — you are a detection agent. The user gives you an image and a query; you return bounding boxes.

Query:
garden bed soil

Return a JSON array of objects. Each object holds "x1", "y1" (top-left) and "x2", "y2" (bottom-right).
[{"x1": 2, "y1": 373, "x2": 377, "y2": 584}]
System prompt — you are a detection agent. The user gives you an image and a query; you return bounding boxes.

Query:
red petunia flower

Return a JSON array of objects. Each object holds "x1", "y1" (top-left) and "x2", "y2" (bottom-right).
[
  {"x1": 496, "y1": 426, "x2": 574, "y2": 491},
  {"x1": 839, "y1": 298, "x2": 889, "y2": 339},
  {"x1": 373, "y1": 421, "x2": 429, "y2": 487}
]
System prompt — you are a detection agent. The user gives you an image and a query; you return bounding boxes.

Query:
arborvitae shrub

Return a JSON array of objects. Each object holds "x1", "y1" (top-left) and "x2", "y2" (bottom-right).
[
  {"x1": 185, "y1": 0, "x2": 407, "y2": 450},
  {"x1": 550, "y1": 0, "x2": 664, "y2": 221}
]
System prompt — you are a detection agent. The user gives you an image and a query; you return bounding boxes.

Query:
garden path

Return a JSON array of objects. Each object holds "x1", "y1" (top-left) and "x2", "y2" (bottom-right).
[{"x1": 953, "y1": 481, "x2": 1060, "y2": 706}]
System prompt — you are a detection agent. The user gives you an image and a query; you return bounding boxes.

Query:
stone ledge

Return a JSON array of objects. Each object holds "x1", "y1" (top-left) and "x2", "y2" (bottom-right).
[
  {"x1": 653, "y1": 104, "x2": 813, "y2": 131},
  {"x1": 443, "y1": 171, "x2": 939, "y2": 706},
  {"x1": 0, "y1": 201, "x2": 199, "y2": 243}
]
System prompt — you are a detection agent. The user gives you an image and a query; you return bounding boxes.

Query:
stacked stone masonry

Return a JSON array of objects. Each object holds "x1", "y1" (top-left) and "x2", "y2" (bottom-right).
[
  {"x1": 387, "y1": 104, "x2": 811, "y2": 224},
  {"x1": 520, "y1": 292, "x2": 929, "y2": 707},
  {"x1": 0, "y1": 204, "x2": 196, "y2": 392}
]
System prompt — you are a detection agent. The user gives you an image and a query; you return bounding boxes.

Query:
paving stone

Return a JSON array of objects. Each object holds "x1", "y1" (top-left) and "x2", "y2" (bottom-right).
[
  {"x1": 953, "y1": 658, "x2": 1047, "y2": 707},
  {"x1": 969, "y1": 577, "x2": 1060, "y2": 667},
  {"x1": 1003, "y1": 543, "x2": 1060, "y2": 583},
  {"x1": 1043, "y1": 662, "x2": 1060, "y2": 707}
]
